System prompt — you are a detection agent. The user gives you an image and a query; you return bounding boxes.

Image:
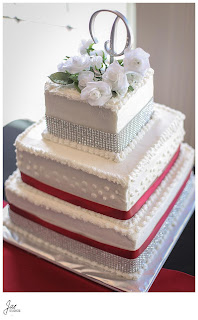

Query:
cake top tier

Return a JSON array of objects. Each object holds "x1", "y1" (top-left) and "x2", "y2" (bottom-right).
[
  {"x1": 48, "y1": 10, "x2": 152, "y2": 108},
  {"x1": 46, "y1": 68, "x2": 154, "y2": 112}
]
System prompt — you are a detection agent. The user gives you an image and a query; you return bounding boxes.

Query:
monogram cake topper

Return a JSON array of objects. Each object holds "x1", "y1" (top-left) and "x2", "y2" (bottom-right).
[
  {"x1": 49, "y1": 9, "x2": 151, "y2": 107},
  {"x1": 89, "y1": 9, "x2": 132, "y2": 63}
]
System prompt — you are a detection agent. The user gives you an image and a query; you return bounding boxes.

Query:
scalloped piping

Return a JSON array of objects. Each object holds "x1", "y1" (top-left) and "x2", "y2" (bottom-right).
[
  {"x1": 45, "y1": 68, "x2": 154, "y2": 112},
  {"x1": 15, "y1": 104, "x2": 186, "y2": 187},
  {"x1": 127, "y1": 126, "x2": 185, "y2": 209},
  {"x1": 5, "y1": 143, "x2": 194, "y2": 243}
]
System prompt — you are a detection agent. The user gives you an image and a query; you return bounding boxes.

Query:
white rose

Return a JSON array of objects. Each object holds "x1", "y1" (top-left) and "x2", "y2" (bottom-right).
[
  {"x1": 57, "y1": 61, "x2": 68, "y2": 72},
  {"x1": 79, "y1": 39, "x2": 93, "y2": 55},
  {"x1": 124, "y1": 47, "x2": 150, "y2": 76},
  {"x1": 91, "y1": 55, "x2": 103, "y2": 70},
  {"x1": 81, "y1": 81, "x2": 112, "y2": 106},
  {"x1": 90, "y1": 49, "x2": 107, "y2": 59},
  {"x1": 102, "y1": 60, "x2": 129, "y2": 96},
  {"x1": 78, "y1": 71, "x2": 94, "y2": 90},
  {"x1": 62, "y1": 55, "x2": 91, "y2": 74}
]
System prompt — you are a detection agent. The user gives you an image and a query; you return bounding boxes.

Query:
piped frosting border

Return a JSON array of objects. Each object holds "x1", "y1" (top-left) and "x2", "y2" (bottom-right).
[
  {"x1": 15, "y1": 103, "x2": 186, "y2": 186},
  {"x1": 5, "y1": 143, "x2": 194, "y2": 244}
]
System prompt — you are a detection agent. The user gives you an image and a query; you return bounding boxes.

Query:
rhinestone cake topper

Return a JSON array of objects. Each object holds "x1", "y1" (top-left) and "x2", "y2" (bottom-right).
[{"x1": 89, "y1": 9, "x2": 132, "y2": 63}]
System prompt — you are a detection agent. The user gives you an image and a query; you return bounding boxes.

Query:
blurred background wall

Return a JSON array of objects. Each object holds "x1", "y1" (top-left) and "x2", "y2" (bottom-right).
[
  {"x1": 136, "y1": 3, "x2": 195, "y2": 148},
  {"x1": 3, "y1": 3, "x2": 195, "y2": 147}
]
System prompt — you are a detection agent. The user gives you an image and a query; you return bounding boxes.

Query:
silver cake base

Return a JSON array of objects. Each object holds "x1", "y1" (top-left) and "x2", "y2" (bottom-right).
[{"x1": 3, "y1": 175, "x2": 195, "y2": 292}]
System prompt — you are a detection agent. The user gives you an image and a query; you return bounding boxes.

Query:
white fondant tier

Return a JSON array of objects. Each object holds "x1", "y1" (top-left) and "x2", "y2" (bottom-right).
[
  {"x1": 43, "y1": 100, "x2": 155, "y2": 162},
  {"x1": 5, "y1": 143, "x2": 194, "y2": 254},
  {"x1": 45, "y1": 68, "x2": 154, "y2": 134},
  {"x1": 6, "y1": 171, "x2": 194, "y2": 281},
  {"x1": 15, "y1": 104, "x2": 185, "y2": 212}
]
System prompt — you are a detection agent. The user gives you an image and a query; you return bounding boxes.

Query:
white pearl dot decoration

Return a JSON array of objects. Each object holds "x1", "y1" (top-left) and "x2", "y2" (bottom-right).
[
  {"x1": 26, "y1": 165, "x2": 31, "y2": 170},
  {"x1": 75, "y1": 182, "x2": 79, "y2": 187},
  {"x1": 33, "y1": 165, "x2": 38, "y2": 170},
  {"x1": 104, "y1": 186, "x2": 110, "y2": 191},
  {"x1": 91, "y1": 193, "x2": 97, "y2": 199},
  {"x1": 110, "y1": 194, "x2": 115, "y2": 200},
  {"x1": 98, "y1": 190, "x2": 103, "y2": 195},
  {"x1": 82, "y1": 188, "x2": 86, "y2": 193},
  {"x1": 92, "y1": 184, "x2": 97, "y2": 189},
  {"x1": 103, "y1": 196, "x2": 107, "y2": 201},
  {"x1": 82, "y1": 181, "x2": 88, "y2": 186},
  {"x1": 115, "y1": 190, "x2": 119, "y2": 194}
]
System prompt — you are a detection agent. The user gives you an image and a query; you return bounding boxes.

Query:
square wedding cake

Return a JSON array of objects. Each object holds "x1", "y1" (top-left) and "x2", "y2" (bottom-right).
[{"x1": 4, "y1": 10, "x2": 194, "y2": 280}]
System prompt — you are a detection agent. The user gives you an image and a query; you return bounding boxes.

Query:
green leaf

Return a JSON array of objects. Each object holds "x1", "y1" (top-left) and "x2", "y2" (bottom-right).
[
  {"x1": 86, "y1": 43, "x2": 95, "y2": 55},
  {"x1": 49, "y1": 72, "x2": 72, "y2": 85},
  {"x1": 117, "y1": 59, "x2": 123, "y2": 66},
  {"x1": 74, "y1": 81, "x2": 81, "y2": 93},
  {"x1": 64, "y1": 56, "x2": 70, "y2": 60},
  {"x1": 128, "y1": 85, "x2": 134, "y2": 92},
  {"x1": 88, "y1": 43, "x2": 94, "y2": 50},
  {"x1": 102, "y1": 51, "x2": 107, "y2": 62},
  {"x1": 69, "y1": 74, "x2": 79, "y2": 82}
]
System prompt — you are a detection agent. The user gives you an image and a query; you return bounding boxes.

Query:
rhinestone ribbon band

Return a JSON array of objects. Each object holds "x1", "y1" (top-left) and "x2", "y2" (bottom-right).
[
  {"x1": 9, "y1": 170, "x2": 191, "y2": 260},
  {"x1": 8, "y1": 175, "x2": 193, "y2": 276},
  {"x1": 45, "y1": 98, "x2": 153, "y2": 153}
]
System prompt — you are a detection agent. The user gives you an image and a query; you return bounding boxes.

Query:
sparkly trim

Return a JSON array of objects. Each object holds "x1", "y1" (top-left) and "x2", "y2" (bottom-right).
[
  {"x1": 15, "y1": 105, "x2": 186, "y2": 186},
  {"x1": 45, "y1": 98, "x2": 154, "y2": 153},
  {"x1": 6, "y1": 175, "x2": 194, "y2": 279},
  {"x1": 42, "y1": 108, "x2": 158, "y2": 162}
]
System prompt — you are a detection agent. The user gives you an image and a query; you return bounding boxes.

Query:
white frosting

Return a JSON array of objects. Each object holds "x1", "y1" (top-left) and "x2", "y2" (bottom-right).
[
  {"x1": 6, "y1": 180, "x2": 193, "y2": 281},
  {"x1": 15, "y1": 104, "x2": 185, "y2": 211},
  {"x1": 5, "y1": 143, "x2": 194, "y2": 252},
  {"x1": 45, "y1": 69, "x2": 154, "y2": 133}
]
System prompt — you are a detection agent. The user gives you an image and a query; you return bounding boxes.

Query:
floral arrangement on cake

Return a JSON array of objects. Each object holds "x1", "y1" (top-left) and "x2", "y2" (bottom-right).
[{"x1": 49, "y1": 39, "x2": 150, "y2": 106}]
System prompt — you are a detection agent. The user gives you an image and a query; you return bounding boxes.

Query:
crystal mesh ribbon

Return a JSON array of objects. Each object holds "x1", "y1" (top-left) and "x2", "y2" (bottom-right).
[
  {"x1": 45, "y1": 98, "x2": 153, "y2": 153},
  {"x1": 9, "y1": 175, "x2": 193, "y2": 276}
]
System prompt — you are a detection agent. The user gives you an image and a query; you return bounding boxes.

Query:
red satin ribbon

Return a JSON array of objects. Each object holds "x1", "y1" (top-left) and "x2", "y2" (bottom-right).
[
  {"x1": 20, "y1": 146, "x2": 181, "y2": 221},
  {"x1": 9, "y1": 170, "x2": 191, "y2": 259}
]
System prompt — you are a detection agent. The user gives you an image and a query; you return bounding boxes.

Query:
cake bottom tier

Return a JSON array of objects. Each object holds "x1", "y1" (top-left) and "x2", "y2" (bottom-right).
[{"x1": 5, "y1": 173, "x2": 194, "y2": 280}]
